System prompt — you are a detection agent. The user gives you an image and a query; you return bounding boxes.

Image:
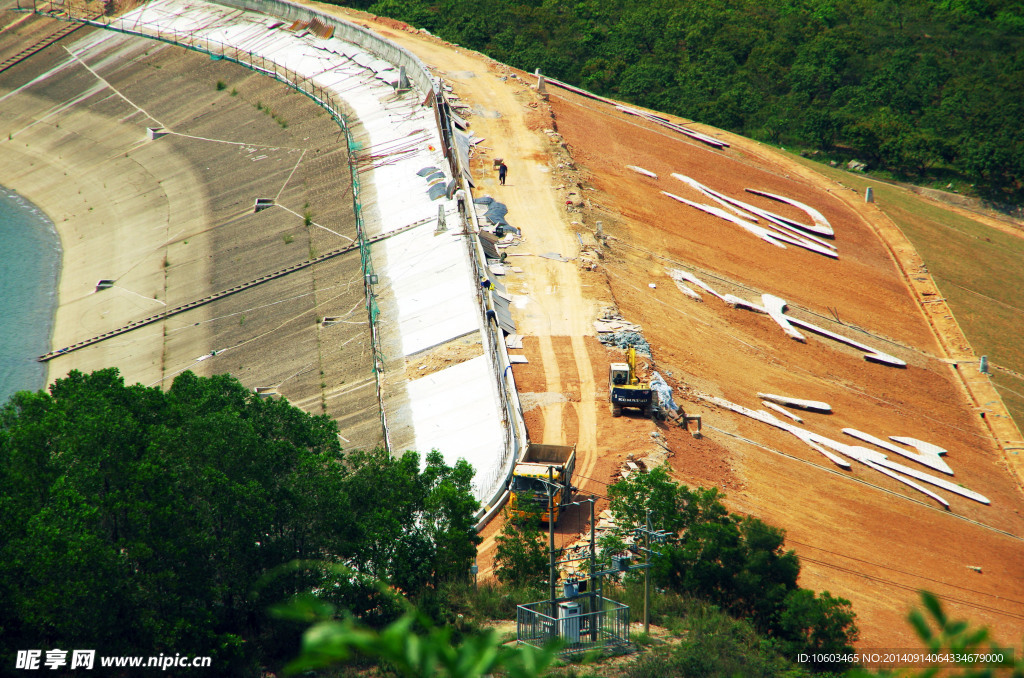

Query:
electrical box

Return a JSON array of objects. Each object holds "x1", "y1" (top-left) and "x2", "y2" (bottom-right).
[{"x1": 559, "y1": 602, "x2": 581, "y2": 643}]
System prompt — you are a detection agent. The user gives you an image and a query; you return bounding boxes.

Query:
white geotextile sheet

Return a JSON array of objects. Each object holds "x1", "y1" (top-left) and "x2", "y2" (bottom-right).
[
  {"x1": 405, "y1": 355, "x2": 504, "y2": 485},
  {"x1": 380, "y1": 226, "x2": 480, "y2": 357}
]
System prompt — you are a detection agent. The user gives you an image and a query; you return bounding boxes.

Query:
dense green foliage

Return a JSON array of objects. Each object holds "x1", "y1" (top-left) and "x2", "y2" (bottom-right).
[
  {"x1": 605, "y1": 466, "x2": 858, "y2": 672},
  {"x1": 0, "y1": 369, "x2": 480, "y2": 675},
  {"x1": 494, "y1": 507, "x2": 550, "y2": 588},
  {"x1": 623, "y1": 600, "x2": 818, "y2": 678},
  {"x1": 275, "y1": 590, "x2": 559, "y2": 676},
  {"x1": 350, "y1": 0, "x2": 1024, "y2": 201}
]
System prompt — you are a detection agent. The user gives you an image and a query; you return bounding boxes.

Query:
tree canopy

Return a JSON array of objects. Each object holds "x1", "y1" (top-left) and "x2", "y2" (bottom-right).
[
  {"x1": 0, "y1": 369, "x2": 480, "y2": 675},
  {"x1": 348, "y1": 0, "x2": 1024, "y2": 202}
]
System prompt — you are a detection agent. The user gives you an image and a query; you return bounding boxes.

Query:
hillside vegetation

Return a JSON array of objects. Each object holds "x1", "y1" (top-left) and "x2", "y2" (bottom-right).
[{"x1": 347, "y1": 0, "x2": 1024, "y2": 203}]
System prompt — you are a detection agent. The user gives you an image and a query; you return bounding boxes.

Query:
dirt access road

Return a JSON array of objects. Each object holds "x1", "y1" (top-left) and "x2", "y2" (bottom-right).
[{"x1": 305, "y1": 3, "x2": 1024, "y2": 649}]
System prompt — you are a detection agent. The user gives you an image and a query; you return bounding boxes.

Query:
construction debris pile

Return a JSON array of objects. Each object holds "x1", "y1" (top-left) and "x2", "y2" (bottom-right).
[
  {"x1": 599, "y1": 331, "x2": 651, "y2": 356},
  {"x1": 594, "y1": 308, "x2": 652, "y2": 355}
]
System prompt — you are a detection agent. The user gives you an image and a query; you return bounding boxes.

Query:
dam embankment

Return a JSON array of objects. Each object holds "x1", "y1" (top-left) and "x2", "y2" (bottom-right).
[{"x1": 0, "y1": 12, "x2": 383, "y2": 449}]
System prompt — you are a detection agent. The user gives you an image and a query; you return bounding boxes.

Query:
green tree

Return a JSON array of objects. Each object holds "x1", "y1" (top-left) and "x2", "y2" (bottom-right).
[
  {"x1": 276, "y1": 586, "x2": 560, "y2": 677},
  {"x1": 0, "y1": 369, "x2": 481, "y2": 675},
  {"x1": 358, "y1": 0, "x2": 1024, "y2": 201},
  {"x1": 607, "y1": 466, "x2": 857, "y2": 672},
  {"x1": 606, "y1": 463, "x2": 727, "y2": 534},
  {"x1": 493, "y1": 508, "x2": 548, "y2": 589},
  {"x1": 778, "y1": 589, "x2": 859, "y2": 671}
]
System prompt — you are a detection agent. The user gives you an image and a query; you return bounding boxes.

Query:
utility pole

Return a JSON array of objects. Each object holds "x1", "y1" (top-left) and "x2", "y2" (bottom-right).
[
  {"x1": 589, "y1": 497, "x2": 596, "y2": 584},
  {"x1": 590, "y1": 497, "x2": 598, "y2": 642},
  {"x1": 548, "y1": 466, "x2": 556, "y2": 617},
  {"x1": 644, "y1": 509, "x2": 651, "y2": 634}
]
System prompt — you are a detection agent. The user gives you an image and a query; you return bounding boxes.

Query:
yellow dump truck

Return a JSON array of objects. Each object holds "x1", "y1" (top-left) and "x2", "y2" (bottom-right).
[{"x1": 509, "y1": 443, "x2": 577, "y2": 523}]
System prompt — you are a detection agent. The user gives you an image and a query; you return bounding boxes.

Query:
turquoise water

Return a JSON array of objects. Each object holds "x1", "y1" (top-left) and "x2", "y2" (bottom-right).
[{"x1": 0, "y1": 186, "x2": 61, "y2": 405}]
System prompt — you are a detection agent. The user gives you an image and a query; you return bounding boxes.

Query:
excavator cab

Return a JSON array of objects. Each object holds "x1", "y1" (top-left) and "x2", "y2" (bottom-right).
[
  {"x1": 609, "y1": 347, "x2": 652, "y2": 417},
  {"x1": 609, "y1": 364, "x2": 630, "y2": 386}
]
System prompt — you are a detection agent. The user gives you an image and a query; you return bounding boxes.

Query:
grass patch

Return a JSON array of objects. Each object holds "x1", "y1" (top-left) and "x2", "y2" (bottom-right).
[
  {"x1": 253, "y1": 100, "x2": 288, "y2": 128},
  {"x1": 992, "y1": 372, "x2": 1024, "y2": 432},
  {"x1": 282, "y1": 233, "x2": 294, "y2": 244},
  {"x1": 620, "y1": 601, "x2": 814, "y2": 678}
]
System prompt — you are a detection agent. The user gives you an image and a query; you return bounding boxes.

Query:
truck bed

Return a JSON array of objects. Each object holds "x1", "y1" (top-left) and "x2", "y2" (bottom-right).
[{"x1": 521, "y1": 443, "x2": 575, "y2": 464}]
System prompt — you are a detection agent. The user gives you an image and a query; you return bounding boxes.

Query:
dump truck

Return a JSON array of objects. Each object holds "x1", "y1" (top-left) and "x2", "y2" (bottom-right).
[
  {"x1": 609, "y1": 346, "x2": 653, "y2": 417},
  {"x1": 509, "y1": 443, "x2": 576, "y2": 523}
]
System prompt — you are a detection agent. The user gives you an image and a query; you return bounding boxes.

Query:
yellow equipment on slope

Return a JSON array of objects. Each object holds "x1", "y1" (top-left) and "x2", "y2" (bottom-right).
[{"x1": 608, "y1": 346, "x2": 653, "y2": 417}]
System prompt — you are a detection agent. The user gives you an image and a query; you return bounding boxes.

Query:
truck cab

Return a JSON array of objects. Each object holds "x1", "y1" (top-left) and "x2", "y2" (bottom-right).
[{"x1": 509, "y1": 443, "x2": 577, "y2": 523}]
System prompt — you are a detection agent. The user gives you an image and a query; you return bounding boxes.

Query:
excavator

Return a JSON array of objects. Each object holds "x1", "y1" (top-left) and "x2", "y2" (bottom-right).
[{"x1": 608, "y1": 346, "x2": 653, "y2": 417}]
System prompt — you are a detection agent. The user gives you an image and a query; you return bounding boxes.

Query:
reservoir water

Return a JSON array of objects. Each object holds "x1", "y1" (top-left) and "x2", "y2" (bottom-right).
[{"x1": 0, "y1": 186, "x2": 61, "y2": 405}]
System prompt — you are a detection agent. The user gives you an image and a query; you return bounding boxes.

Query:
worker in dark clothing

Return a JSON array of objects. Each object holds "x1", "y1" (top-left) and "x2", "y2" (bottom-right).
[{"x1": 498, "y1": 161, "x2": 507, "y2": 185}]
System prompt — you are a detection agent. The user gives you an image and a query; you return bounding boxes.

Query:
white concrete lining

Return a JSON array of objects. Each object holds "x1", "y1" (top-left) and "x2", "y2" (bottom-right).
[
  {"x1": 891, "y1": 436, "x2": 950, "y2": 461},
  {"x1": 706, "y1": 395, "x2": 988, "y2": 506},
  {"x1": 858, "y1": 457, "x2": 949, "y2": 508},
  {"x1": 626, "y1": 165, "x2": 658, "y2": 179},
  {"x1": 668, "y1": 269, "x2": 726, "y2": 301},
  {"x1": 672, "y1": 279, "x2": 702, "y2": 301},
  {"x1": 661, "y1": 191, "x2": 787, "y2": 249},
  {"x1": 761, "y1": 400, "x2": 803, "y2": 423},
  {"x1": 852, "y1": 447, "x2": 987, "y2": 504},
  {"x1": 744, "y1": 188, "x2": 834, "y2": 237},
  {"x1": 673, "y1": 174, "x2": 760, "y2": 222},
  {"x1": 761, "y1": 294, "x2": 806, "y2": 342},
  {"x1": 669, "y1": 270, "x2": 904, "y2": 366},
  {"x1": 843, "y1": 428, "x2": 954, "y2": 475},
  {"x1": 734, "y1": 294, "x2": 905, "y2": 367},
  {"x1": 704, "y1": 184, "x2": 836, "y2": 245},
  {"x1": 669, "y1": 174, "x2": 837, "y2": 259},
  {"x1": 758, "y1": 392, "x2": 832, "y2": 412}
]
